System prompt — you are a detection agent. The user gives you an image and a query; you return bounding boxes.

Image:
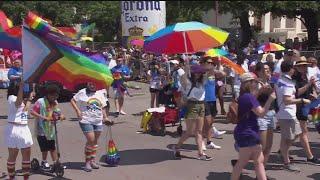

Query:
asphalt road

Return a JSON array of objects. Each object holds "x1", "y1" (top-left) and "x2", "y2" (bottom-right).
[{"x1": 0, "y1": 83, "x2": 320, "y2": 180}]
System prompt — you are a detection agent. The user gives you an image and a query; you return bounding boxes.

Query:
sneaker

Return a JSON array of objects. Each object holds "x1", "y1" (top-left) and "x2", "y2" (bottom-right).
[
  {"x1": 206, "y1": 142, "x2": 221, "y2": 149},
  {"x1": 283, "y1": 163, "x2": 300, "y2": 172},
  {"x1": 212, "y1": 128, "x2": 226, "y2": 138},
  {"x1": 83, "y1": 162, "x2": 92, "y2": 172},
  {"x1": 197, "y1": 154, "x2": 213, "y2": 161},
  {"x1": 40, "y1": 160, "x2": 51, "y2": 171},
  {"x1": 172, "y1": 147, "x2": 182, "y2": 159},
  {"x1": 202, "y1": 141, "x2": 207, "y2": 151},
  {"x1": 120, "y1": 111, "x2": 127, "y2": 115},
  {"x1": 90, "y1": 161, "x2": 100, "y2": 169},
  {"x1": 307, "y1": 157, "x2": 320, "y2": 166}
]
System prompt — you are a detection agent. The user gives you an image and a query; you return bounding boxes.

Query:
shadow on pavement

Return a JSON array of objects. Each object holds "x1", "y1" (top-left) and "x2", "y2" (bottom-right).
[
  {"x1": 308, "y1": 173, "x2": 320, "y2": 180},
  {"x1": 99, "y1": 149, "x2": 173, "y2": 166},
  {"x1": 167, "y1": 144, "x2": 198, "y2": 151},
  {"x1": 290, "y1": 147, "x2": 320, "y2": 160},
  {"x1": 69, "y1": 118, "x2": 79, "y2": 122},
  {"x1": 165, "y1": 130, "x2": 180, "y2": 138},
  {"x1": 132, "y1": 111, "x2": 145, "y2": 116},
  {"x1": 30, "y1": 170, "x2": 56, "y2": 178},
  {"x1": 206, "y1": 172, "x2": 255, "y2": 180},
  {"x1": 0, "y1": 172, "x2": 6, "y2": 179},
  {"x1": 0, "y1": 115, "x2": 8, "y2": 120},
  {"x1": 48, "y1": 177, "x2": 72, "y2": 180},
  {"x1": 267, "y1": 154, "x2": 284, "y2": 164}
]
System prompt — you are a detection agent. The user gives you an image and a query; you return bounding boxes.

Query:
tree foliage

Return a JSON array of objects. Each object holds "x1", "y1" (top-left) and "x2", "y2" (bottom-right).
[
  {"x1": 266, "y1": 1, "x2": 320, "y2": 47},
  {"x1": 166, "y1": 1, "x2": 212, "y2": 25},
  {"x1": 0, "y1": 1, "x2": 121, "y2": 41},
  {"x1": 217, "y1": 1, "x2": 320, "y2": 48}
]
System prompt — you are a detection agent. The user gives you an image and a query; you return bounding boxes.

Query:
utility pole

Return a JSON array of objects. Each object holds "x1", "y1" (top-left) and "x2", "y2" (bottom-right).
[
  {"x1": 215, "y1": 1, "x2": 218, "y2": 27},
  {"x1": 92, "y1": 26, "x2": 95, "y2": 50}
]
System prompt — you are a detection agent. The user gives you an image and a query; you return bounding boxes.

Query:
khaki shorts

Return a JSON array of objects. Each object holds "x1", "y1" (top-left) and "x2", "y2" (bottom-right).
[
  {"x1": 185, "y1": 101, "x2": 205, "y2": 119},
  {"x1": 278, "y1": 119, "x2": 302, "y2": 140}
]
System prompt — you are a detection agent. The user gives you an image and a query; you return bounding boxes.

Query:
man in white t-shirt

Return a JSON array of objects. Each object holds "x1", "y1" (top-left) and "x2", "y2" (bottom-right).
[{"x1": 275, "y1": 60, "x2": 310, "y2": 172}]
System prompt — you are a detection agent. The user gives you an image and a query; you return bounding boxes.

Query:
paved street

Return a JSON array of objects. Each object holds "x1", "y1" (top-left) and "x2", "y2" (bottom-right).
[{"x1": 0, "y1": 83, "x2": 320, "y2": 180}]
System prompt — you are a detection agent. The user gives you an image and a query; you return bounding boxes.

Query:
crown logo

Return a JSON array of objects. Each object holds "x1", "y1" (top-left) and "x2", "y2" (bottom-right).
[{"x1": 128, "y1": 26, "x2": 143, "y2": 36}]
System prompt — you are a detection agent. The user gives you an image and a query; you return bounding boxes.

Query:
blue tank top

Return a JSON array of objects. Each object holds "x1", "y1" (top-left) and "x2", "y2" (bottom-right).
[{"x1": 204, "y1": 77, "x2": 216, "y2": 102}]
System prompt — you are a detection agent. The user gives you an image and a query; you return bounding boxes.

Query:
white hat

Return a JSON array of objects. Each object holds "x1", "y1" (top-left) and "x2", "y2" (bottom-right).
[{"x1": 170, "y1": 60, "x2": 179, "y2": 64}]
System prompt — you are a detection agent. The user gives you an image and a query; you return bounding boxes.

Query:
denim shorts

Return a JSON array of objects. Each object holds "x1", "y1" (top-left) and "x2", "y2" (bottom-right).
[
  {"x1": 79, "y1": 122, "x2": 103, "y2": 133},
  {"x1": 257, "y1": 110, "x2": 276, "y2": 131}
]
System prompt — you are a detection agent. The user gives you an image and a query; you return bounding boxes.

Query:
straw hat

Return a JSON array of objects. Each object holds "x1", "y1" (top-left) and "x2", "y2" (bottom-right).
[
  {"x1": 240, "y1": 72, "x2": 257, "y2": 83},
  {"x1": 295, "y1": 56, "x2": 310, "y2": 66}
]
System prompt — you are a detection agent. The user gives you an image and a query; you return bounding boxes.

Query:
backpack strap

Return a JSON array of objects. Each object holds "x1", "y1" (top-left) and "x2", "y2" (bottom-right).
[{"x1": 186, "y1": 83, "x2": 195, "y2": 97}]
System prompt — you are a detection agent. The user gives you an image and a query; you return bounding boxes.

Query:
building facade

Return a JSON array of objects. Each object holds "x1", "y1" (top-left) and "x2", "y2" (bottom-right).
[{"x1": 203, "y1": 10, "x2": 312, "y2": 43}]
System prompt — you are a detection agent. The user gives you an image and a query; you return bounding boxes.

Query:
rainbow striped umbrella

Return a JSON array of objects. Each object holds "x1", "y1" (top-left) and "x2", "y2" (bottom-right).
[
  {"x1": 205, "y1": 48, "x2": 228, "y2": 57},
  {"x1": 258, "y1": 42, "x2": 285, "y2": 52},
  {"x1": 144, "y1": 21, "x2": 229, "y2": 54}
]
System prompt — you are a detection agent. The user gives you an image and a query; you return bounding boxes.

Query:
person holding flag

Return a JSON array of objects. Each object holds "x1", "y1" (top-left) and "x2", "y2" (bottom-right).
[{"x1": 111, "y1": 57, "x2": 131, "y2": 116}]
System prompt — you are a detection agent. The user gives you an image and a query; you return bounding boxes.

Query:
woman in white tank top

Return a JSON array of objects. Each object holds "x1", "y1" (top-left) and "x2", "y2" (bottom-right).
[
  {"x1": 173, "y1": 61, "x2": 213, "y2": 161},
  {"x1": 5, "y1": 82, "x2": 34, "y2": 180}
]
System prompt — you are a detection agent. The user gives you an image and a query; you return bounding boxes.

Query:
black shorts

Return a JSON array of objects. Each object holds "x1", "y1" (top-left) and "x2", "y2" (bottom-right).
[
  {"x1": 37, "y1": 136, "x2": 56, "y2": 152},
  {"x1": 149, "y1": 88, "x2": 160, "y2": 93},
  {"x1": 204, "y1": 101, "x2": 217, "y2": 117},
  {"x1": 296, "y1": 104, "x2": 308, "y2": 121}
]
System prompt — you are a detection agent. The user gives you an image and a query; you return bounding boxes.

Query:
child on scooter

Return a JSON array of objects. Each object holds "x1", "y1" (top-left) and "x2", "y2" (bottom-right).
[{"x1": 31, "y1": 83, "x2": 65, "y2": 171}]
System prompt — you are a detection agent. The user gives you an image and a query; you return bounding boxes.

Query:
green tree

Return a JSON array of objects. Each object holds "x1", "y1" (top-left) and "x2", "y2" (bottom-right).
[
  {"x1": 217, "y1": 1, "x2": 272, "y2": 48},
  {"x1": 73, "y1": 1, "x2": 121, "y2": 42},
  {"x1": 267, "y1": 1, "x2": 320, "y2": 47},
  {"x1": 0, "y1": 1, "x2": 76, "y2": 26},
  {"x1": 166, "y1": 1, "x2": 212, "y2": 25}
]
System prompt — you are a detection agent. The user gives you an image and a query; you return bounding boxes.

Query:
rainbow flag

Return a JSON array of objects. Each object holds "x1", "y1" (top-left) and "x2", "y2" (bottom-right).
[
  {"x1": 0, "y1": 11, "x2": 21, "y2": 51},
  {"x1": 302, "y1": 99, "x2": 320, "y2": 117},
  {"x1": 0, "y1": 11, "x2": 13, "y2": 32},
  {"x1": 25, "y1": 11, "x2": 64, "y2": 35},
  {"x1": 40, "y1": 43, "x2": 113, "y2": 90},
  {"x1": 0, "y1": 29, "x2": 21, "y2": 51},
  {"x1": 23, "y1": 26, "x2": 113, "y2": 90},
  {"x1": 57, "y1": 27, "x2": 77, "y2": 39}
]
